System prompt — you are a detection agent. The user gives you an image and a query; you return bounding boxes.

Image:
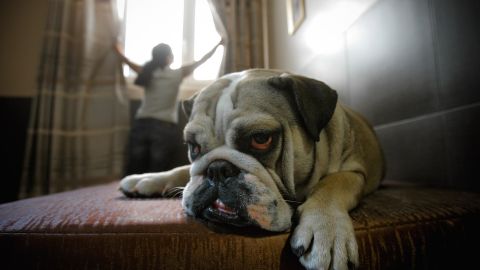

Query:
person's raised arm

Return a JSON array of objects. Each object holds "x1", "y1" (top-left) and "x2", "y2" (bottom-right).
[
  {"x1": 113, "y1": 43, "x2": 143, "y2": 74},
  {"x1": 181, "y1": 39, "x2": 224, "y2": 78}
]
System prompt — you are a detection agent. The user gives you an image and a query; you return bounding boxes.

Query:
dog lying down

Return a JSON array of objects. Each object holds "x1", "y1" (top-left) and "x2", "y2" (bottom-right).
[{"x1": 120, "y1": 69, "x2": 385, "y2": 270}]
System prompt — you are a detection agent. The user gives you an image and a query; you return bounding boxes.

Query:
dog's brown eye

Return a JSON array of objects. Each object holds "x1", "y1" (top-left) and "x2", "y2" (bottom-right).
[{"x1": 251, "y1": 133, "x2": 272, "y2": 150}]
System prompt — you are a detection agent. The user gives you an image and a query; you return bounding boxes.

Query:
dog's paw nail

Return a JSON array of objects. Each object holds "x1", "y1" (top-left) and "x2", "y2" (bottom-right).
[{"x1": 291, "y1": 245, "x2": 305, "y2": 257}]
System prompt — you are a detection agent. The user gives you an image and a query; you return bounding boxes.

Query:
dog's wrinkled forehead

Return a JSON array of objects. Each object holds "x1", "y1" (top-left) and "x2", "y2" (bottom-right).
[
  {"x1": 195, "y1": 71, "x2": 269, "y2": 112},
  {"x1": 185, "y1": 70, "x2": 286, "y2": 142},
  {"x1": 184, "y1": 68, "x2": 339, "y2": 146}
]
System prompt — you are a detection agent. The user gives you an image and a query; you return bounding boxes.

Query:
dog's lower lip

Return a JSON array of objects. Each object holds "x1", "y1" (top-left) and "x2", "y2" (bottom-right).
[
  {"x1": 203, "y1": 198, "x2": 240, "y2": 221},
  {"x1": 206, "y1": 206, "x2": 239, "y2": 220},
  {"x1": 212, "y1": 199, "x2": 237, "y2": 215}
]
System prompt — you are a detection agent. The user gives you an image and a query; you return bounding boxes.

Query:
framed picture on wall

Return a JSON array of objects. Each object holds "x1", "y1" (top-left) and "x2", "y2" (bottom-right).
[{"x1": 286, "y1": 0, "x2": 305, "y2": 35}]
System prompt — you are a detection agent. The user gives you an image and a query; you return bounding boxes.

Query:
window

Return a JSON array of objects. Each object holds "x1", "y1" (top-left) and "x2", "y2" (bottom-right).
[
  {"x1": 121, "y1": 0, "x2": 223, "y2": 81},
  {"x1": 193, "y1": 0, "x2": 224, "y2": 80}
]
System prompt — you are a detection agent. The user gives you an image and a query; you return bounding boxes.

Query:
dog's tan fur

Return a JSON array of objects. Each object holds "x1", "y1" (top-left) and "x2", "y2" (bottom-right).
[{"x1": 120, "y1": 69, "x2": 384, "y2": 269}]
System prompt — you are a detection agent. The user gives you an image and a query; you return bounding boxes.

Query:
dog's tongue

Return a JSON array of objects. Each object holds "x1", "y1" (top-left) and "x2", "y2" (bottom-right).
[{"x1": 213, "y1": 199, "x2": 237, "y2": 215}]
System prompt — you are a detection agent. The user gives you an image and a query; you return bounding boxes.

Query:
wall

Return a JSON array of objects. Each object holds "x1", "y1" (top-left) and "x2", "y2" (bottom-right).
[
  {"x1": 0, "y1": 0, "x2": 48, "y2": 97},
  {"x1": 0, "y1": 0, "x2": 49, "y2": 202},
  {"x1": 269, "y1": 0, "x2": 480, "y2": 190}
]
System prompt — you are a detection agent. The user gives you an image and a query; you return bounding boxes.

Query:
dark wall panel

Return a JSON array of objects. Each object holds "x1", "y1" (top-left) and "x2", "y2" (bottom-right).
[
  {"x1": 443, "y1": 104, "x2": 480, "y2": 190},
  {"x1": 433, "y1": 0, "x2": 480, "y2": 109},
  {"x1": 346, "y1": 0, "x2": 439, "y2": 126},
  {"x1": 338, "y1": 0, "x2": 480, "y2": 190},
  {"x1": 375, "y1": 114, "x2": 448, "y2": 186}
]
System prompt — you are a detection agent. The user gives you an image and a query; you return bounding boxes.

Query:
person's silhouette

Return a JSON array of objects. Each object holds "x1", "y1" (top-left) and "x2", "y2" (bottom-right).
[{"x1": 114, "y1": 40, "x2": 223, "y2": 174}]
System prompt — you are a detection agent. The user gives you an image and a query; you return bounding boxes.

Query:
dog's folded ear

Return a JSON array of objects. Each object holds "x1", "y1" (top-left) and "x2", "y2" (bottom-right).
[
  {"x1": 268, "y1": 73, "x2": 338, "y2": 141},
  {"x1": 181, "y1": 92, "x2": 198, "y2": 119}
]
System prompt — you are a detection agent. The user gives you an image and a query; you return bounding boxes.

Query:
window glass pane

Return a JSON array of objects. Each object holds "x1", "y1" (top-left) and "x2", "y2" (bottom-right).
[
  {"x1": 193, "y1": 0, "x2": 223, "y2": 80},
  {"x1": 124, "y1": 0, "x2": 184, "y2": 76}
]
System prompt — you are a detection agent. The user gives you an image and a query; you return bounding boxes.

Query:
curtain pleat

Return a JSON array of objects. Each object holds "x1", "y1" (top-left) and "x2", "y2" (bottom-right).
[
  {"x1": 208, "y1": 0, "x2": 266, "y2": 74},
  {"x1": 20, "y1": 0, "x2": 129, "y2": 198}
]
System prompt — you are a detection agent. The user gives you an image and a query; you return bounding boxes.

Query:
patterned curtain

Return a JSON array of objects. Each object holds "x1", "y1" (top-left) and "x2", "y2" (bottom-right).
[
  {"x1": 208, "y1": 0, "x2": 267, "y2": 74},
  {"x1": 20, "y1": 0, "x2": 129, "y2": 198}
]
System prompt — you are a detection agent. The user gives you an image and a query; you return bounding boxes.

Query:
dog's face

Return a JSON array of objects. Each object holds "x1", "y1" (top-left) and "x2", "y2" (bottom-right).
[{"x1": 181, "y1": 70, "x2": 337, "y2": 231}]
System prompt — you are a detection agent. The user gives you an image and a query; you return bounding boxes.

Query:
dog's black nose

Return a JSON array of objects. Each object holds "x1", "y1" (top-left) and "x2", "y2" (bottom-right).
[{"x1": 207, "y1": 160, "x2": 240, "y2": 183}]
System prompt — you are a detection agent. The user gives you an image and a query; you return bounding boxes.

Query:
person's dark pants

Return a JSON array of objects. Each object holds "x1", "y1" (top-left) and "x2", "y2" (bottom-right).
[{"x1": 125, "y1": 118, "x2": 181, "y2": 175}]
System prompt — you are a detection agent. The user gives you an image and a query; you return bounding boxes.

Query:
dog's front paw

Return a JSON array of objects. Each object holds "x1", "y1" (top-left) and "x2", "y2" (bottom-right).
[
  {"x1": 290, "y1": 203, "x2": 358, "y2": 270},
  {"x1": 119, "y1": 173, "x2": 178, "y2": 198}
]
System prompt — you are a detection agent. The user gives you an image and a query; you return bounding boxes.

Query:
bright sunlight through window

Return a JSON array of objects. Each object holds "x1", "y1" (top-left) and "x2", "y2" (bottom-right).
[
  {"x1": 123, "y1": 0, "x2": 223, "y2": 81},
  {"x1": 194, "y1": 0, "x2": 224, "y2": 80}
]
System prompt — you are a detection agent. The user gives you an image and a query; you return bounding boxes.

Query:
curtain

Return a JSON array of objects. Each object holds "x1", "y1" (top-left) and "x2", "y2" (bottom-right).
[
  {"x1": 20, "y1": 0, "x2": 129, "y2": 198},
  {"x1": 207, "y1": 0, "x2": 266, "y2": 74}
]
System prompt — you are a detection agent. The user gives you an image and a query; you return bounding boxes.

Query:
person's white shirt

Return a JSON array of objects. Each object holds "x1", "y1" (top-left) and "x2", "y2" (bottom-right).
[{"x1": 136, "y1": 67, "x2": 183, "y2": 124}]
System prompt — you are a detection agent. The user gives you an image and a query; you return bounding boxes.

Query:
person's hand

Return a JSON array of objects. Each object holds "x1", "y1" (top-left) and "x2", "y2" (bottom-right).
[{"x1": 113, "y1": 43, "x2": 124, "y2": 56}]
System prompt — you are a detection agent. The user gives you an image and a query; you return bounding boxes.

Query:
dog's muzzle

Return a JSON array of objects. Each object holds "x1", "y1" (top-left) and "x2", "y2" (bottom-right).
[
  {"x1": 200, "y1": 160, "x2": 253, "y2": 227},
  {"x1": 206, "y1": 160, "x2": 240, "y2": 186}
]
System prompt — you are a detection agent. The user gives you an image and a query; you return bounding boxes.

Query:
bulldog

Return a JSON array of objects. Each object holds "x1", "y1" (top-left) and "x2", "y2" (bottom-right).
[{"x1": 120, "y1": 69, "x2": 385, "y2": 270}]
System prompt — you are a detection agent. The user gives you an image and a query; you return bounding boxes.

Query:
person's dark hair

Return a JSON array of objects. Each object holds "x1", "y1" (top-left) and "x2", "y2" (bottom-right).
[{"x1": 134, "y1": 43, "x2": 173, "y2": 87}]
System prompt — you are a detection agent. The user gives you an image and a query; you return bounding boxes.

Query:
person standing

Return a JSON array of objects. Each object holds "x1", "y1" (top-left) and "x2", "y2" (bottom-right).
[{"x1": 114, "y1": 40, "x2": 223, "y2": 175}]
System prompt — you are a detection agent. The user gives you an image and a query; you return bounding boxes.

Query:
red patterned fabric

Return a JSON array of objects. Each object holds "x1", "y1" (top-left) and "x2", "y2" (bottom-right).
[{"x1": 1, "y1": 182, "x2": 479, "y2": 269}]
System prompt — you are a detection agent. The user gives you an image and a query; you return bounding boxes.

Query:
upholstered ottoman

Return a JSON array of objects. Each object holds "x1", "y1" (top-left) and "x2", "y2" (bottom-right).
[{"x1": 1, "y1": 182, "x2": 479, "y2": 269}]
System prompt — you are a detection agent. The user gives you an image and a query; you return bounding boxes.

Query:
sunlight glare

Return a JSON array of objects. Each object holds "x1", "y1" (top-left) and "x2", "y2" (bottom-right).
[
  {"x1": 124, "y1": 0, "x2": 184, "y2": 76},
  {"x1": 306, "y1": 0, "x2": 377, "y2": 54}
]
